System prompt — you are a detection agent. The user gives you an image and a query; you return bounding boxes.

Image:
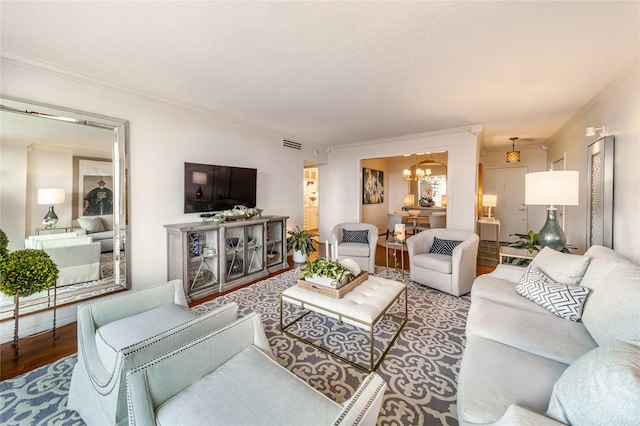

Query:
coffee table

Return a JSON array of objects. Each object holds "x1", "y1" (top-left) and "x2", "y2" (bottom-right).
[{"x1": 280, "y1": 275, "x2": 408, "y2": 372}]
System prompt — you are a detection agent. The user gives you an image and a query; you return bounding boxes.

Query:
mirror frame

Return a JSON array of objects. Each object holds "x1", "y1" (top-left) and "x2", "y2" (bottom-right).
[{"x1": 0, "y1": 96, "x2": 130, "y2": 317}]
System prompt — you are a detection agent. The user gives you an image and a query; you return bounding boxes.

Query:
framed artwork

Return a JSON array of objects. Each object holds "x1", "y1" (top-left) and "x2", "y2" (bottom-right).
[
  {"x1": 73, "y1": 157, "x2": 113, "y2": 218},
  {"x1": 362, "y1": 168, "x2": 384, "y2": 204},
  {"x1": 587, "y1": 136, "x2": 614, "y2": 248}
]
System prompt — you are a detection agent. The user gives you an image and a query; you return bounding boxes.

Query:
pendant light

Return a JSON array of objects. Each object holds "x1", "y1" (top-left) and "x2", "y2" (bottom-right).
[{"x1": 506, "y1": 137, "x2": 520, "y2": 163}]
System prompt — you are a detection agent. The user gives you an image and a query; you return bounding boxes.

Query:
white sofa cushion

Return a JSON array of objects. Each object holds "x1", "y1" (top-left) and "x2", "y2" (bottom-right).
[
  {"x1": 38, "y1": 236, "x2": 94, "y2": 248},
  {"x1": 581, "y1": 261, "x2": 640, "y2": 346},
  {"x1": 530, "y1": 246, "x2": 590, "y2": 285},
  {"x1": 156, "y1": 345, "x2": 341, "y2": 425},
  {"x1": 466, "y1": 297, "x2": 597, "y2": 365},
  {"x1": 412, "y1": 253, "x2": 453, "y2": 274},
  {"x1": 516, "y1": 266, "x2": 591, "y2": 321},
  {"x1": 457, "y1": 335, "x2": 569, "y2": 425},
  {"x1": 547, "y1": 340, "x2": 640, "y2": 425},
  {"x1": 25, "y1": 231, "x2": 86, "y2": 249},
  {"x1": 338, "y1": 242, "x2": 371, "y2": 257},
  {"x1": 77, "y1": 216, "x2": 105, "y2": 233},
  {"x1": 96, "y1": 304, "x2": 195, "y2": 372}
]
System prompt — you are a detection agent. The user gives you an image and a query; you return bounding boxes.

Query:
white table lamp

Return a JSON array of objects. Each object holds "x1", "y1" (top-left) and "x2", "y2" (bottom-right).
[
  {"x1": 482, "y1": 194, "x2": 497, "y2": 218},
  {"x1": 525, "y1": 170, "x2": 579, "y2": 251}
]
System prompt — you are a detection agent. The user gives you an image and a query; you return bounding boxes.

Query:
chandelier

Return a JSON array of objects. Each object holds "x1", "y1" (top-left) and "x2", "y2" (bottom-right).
[
  {"x1": 506, "y1": 137, "x2": 520, "y2": 163},
  {"x1": 403, "y1": 154, "x2": 432, "y2": 181}
]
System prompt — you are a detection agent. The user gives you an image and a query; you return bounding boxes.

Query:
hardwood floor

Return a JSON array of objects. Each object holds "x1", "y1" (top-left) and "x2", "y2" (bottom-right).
[{"x1": 1, "y1": 240, "x2": 495, "y2": 381}]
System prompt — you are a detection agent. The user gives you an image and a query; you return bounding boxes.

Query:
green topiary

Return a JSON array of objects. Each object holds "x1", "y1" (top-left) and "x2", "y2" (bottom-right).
[
  {"x1": 0, "y1": 249, "x2": 59, "y2": 297},
  {"x1": 0, "y1": 228, "x2": 59, "y2": 359},
  {"x1": 0, "y1": 228, "x2": 8, "y2": 276}
]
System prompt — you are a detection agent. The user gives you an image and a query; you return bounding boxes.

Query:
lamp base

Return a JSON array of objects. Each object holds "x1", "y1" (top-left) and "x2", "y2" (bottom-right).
[
  {"x1": 42, "y1": 205, "x2": 58, "y2": 229},
  {"x1": 538, "y1": 208, "x2": 566, "y2": 251}
]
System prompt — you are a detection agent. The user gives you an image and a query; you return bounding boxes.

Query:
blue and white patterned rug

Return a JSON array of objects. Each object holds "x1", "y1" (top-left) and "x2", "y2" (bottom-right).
[{"x1": 0, "y1": 267, "x2": 470, "y2": 425}]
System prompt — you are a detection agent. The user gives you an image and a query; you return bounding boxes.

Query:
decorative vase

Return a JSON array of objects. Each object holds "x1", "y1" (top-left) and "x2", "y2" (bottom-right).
[
  {"x1": 538, "y1": 208, "x2": 566, "y2": 251},
  {"x1": 42, "y1": 206, "x2": 58, "y2": 229},
  {"x1": 304, "y1": 274, "x2": 348, "y2": 288},
  {"x1": 292, "y1": 250, "x2": 307, "y2": 263}
]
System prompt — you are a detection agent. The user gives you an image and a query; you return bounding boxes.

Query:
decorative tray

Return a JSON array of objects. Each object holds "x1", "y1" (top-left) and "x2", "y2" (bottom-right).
[{"x1": 297, "y1": 272, "x2": 369, "y2": 299}]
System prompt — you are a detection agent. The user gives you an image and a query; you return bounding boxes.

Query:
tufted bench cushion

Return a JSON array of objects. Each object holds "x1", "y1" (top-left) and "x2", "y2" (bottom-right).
[{"x1": 282, "y1": 275, "x2": 405, "y2": 329}]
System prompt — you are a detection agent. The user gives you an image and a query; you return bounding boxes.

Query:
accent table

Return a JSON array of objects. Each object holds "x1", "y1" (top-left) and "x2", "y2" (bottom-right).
[
  {"x1": 499, "y1": 246, "x2": 537, "y2": 265},
  {"x1": 280, "y1": 275, "x2": 408, "y2": 372},
  {"x1": 385, "y1": 239, "x2": 407, "y2": 279},
  {"x1": 477, "y1": 218, "x2": 500, "y2": 263}
]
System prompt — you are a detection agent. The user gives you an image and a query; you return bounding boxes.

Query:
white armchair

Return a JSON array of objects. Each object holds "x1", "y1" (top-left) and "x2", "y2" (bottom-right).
[
  {"x1": 407, "y1": 228, "x2": 479, "y2": 296},
  {"x1": 126, "y1": 312, "x2": 387, "y2": 426},
  {"x1": 330, "y1": 223, "x2": 379, "y2": 273},
  {"x1": 67, "y1": 280, "x2": 239, "y2": 425}
]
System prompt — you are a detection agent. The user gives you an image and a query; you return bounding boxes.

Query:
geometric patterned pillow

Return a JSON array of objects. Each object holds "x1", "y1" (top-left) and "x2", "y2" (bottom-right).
[
  {"x1": 342, "y1": 229, "x2": 369, "y2": 244},
  {"x1": 516, "y1": 266, "x2": 591, "y2": 321},
  {"x1": 428, "y1": 236, "x2": 463, "y2": 256}
]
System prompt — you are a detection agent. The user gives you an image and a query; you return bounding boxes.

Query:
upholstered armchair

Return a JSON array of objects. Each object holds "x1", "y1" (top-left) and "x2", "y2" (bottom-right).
[
  {"x1": 126, "y1": 313, "x2": 387, "y2": 426},
  {"x1": 407, "y1": 228, "x2": 479, "y2": 296},
  {"x1": 67, "y1": 280, "x2": 239, "y2": 426},
  {"x1": 330, "y1": 223, "x2": 379, "y2": 273}
]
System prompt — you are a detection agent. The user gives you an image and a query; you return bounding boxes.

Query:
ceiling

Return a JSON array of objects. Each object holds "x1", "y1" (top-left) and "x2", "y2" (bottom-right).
[{"x1": 1, "y1": 1, "x2": 638, "y2": 151}]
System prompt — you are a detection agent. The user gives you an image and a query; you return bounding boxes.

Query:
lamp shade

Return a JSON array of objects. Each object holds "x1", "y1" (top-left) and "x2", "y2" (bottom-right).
[
  {"x1": 37, "y1": 188, "x2": 65, "y2": 205},
  {"x1": 403, "y1": 194, "x2": 415, "y2": 206},
  {"x1": 482, "y1": 194, "x2": 497, "y2": 207},
  {"x1": 525, "y1": 171, "x2": 579, "y2": 206},
  {"x1": 192, "y1": 171, "x2": 208, "y2": 185}
]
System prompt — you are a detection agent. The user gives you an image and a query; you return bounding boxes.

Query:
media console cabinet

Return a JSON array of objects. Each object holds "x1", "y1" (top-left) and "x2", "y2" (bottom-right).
[{"x1": 164, "y1": 216, "x2": 288, "y2": 302}]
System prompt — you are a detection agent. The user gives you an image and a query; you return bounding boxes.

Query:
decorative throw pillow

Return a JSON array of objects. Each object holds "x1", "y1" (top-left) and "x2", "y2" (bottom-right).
[
  {"x1": 516, "y1": 266, "x2": 591, "y2": 321},
  {"x1": 342, "y1": 229, "x2": 369, "y2": 244},
  {"x1": 77, "y1": 216, "x2": 105, "y2": 233},
  {"x1": 547, "y1": 340, "x2": 640, "y2": 425},
  {"x1": 428, "y1": 236, "x2": 463, "y2": 256},
  {"x1": 530, "y1": 246, "x2": 590, "y2": 285}
]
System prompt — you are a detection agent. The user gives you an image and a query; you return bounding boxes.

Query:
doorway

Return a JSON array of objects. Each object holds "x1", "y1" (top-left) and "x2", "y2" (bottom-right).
[
  {"x1": 303, "y1": 167, "x2": 319, "y2": 233},
  {"x1": 483, "y1": 166, "x2": 528, "y2": 243}
]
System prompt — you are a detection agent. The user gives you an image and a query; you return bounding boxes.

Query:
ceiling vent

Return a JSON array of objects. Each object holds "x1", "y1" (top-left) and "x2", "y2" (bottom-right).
[{"x1": 282, "y1": 139, "x2": 302, "y2": 150}]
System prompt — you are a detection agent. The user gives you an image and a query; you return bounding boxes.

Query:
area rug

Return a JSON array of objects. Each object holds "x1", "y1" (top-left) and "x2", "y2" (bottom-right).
[{"x1": 0, "y1": 266, "x2": 470, "y2": 426}]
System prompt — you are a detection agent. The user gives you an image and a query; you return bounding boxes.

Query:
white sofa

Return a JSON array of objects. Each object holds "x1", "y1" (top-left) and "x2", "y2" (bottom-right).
[
  {"x1": 127, "y1": 312, "x2": 387, "y2": 426},
  {"x1": 68, "y1": 280, "x2": 239, "y2": 426},
  {"x1": 24, "y1": 230, "x2": 86, "y2": 249},
  {"x1": 40, "y1": 237, "x2": 101, "y2": 286},
  {"x1": 457, "y1": 245, "x2": 640, "y2": 425},
  {"x1": 76, "y1": 214, "x2": 117, "y2": 252}
]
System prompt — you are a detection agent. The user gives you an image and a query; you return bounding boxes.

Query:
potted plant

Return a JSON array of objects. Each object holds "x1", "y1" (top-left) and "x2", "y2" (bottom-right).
[
  {"x1": 299, "y1": 258, "x2": 359, "y2": 288},
  {"x1": 0, "y1": 229, "x2": 59, "y2": 359},
  {"x1": 506, "y1": 230, "x2": 575, "y2": 266},
  {"x1": 286, "y1": 226, "x2": 317, "y2": 263}
]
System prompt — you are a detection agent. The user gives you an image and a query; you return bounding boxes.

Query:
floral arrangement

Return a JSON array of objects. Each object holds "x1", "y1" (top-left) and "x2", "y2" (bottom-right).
[
  {"x1": 298, "y1": 257, "x2": 361, "y2": 288},
  {"x1": 211, "y1": 205, "x2": 263, "y2": 223}
]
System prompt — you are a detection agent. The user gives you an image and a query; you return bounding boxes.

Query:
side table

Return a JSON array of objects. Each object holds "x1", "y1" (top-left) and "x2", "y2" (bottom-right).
[
  {"x1": 499, "y1": 246, "x2": 537, "y2": 265},
  {"x1": 477, "y1": 218, "x2": 500, "y2": 263},
  {"x1": 385, "y1": 239, "x2": 407, "y2": 279},
  {"x1": 35, "y1": 226, "x2": 72, "y2": 235}
]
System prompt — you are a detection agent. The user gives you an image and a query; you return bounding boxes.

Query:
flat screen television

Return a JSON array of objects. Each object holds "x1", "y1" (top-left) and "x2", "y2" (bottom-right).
[{"x1": 184, "y1": 162, "x2": 257, "y2": 214}]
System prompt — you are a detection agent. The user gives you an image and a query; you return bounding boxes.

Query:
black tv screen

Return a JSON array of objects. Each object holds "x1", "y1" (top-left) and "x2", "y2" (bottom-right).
[{"x1": 184, "y1": 162, "x2": 257, "y2": 214}]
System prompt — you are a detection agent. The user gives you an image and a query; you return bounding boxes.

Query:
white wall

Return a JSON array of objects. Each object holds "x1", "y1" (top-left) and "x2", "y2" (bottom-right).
[
  {"x1": 479, "y1": 145, "x2": 549, "y2": 238},
  {"x1": 319, "y1": 127, "x2": 480, "y2": 241},
  {"x1": 0, "y1": 58, "x2": 326, "y2": 342},
  {"x1": 547, "y1": 63, "x2": 640, "y2": 263}
]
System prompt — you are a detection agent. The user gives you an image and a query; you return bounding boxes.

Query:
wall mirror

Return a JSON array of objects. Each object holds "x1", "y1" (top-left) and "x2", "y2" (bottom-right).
[
  {"x1": 405, "y1": 152, "x2": 448, "y2": 207},
  {"x1": 0, "y1": 96, "x2": 129, "y2": 320}
]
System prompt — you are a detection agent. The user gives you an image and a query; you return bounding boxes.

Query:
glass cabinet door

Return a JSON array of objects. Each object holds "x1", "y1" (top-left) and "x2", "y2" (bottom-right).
[
  {"x1": 245, "y1": 223, "x2": 264, "y2": 274},
  {"x1": 266, "y1": 220, "x2": 284, "y2": 266},
  {"x1": 187, "y1": 228, "x2": 219, "y2": 293}
]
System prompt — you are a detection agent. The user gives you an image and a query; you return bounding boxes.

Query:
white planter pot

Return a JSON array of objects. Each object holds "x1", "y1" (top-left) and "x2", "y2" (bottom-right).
[{"x1": 292, "y1": 250, "x2": 308, "y2": 263}]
